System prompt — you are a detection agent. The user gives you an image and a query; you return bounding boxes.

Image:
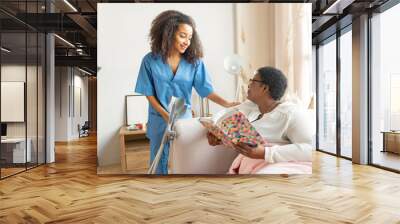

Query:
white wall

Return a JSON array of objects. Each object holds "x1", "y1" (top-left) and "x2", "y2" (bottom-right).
[
  {"x1": 73, "y1": 73, "x2": 89, "y2": 137},
  {"x1": 97, "y1": 3, "x2": 236, "y2": 166},
  {"x1": 1, "y1": 64, "x2": 46, "y2": 163},
  {"x1": 1, "y1": 65, "x2": 38, "y2": 137},
  {"x1": 55, "y1": 67, "x2": 69, "y2": 141},
  {"x1": 55, "y1": 67, "x2": 89, "y2": 141},
  {"x1": 1, "y1": 66, "x2": 27, "y2": 140}
]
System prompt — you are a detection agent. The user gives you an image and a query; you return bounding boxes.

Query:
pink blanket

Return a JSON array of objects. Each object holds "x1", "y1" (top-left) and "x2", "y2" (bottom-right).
[{"x1": 228, "y1": 154, "x2": 312, "y2": 174}]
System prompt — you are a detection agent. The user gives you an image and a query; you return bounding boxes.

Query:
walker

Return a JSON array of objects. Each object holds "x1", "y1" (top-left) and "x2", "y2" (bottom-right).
[{"x1": 148, "y1": 97, "x2": 186, "y2": 174}]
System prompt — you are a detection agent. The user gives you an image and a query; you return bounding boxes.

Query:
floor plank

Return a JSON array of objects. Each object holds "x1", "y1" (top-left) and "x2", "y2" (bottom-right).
[{"x1": 1, "y1": 135, "x2": 400, "y2": 223}]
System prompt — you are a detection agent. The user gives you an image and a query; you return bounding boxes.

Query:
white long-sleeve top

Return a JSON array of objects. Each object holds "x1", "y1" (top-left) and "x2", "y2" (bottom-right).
[{"x1": 235, "y1": 100, "x2": 313, "y2": 163}]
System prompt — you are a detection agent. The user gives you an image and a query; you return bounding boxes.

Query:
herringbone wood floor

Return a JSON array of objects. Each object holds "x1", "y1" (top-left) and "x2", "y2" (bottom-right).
[{"x1": 1, "y1": 135, "x2": 400, "y2": 223}]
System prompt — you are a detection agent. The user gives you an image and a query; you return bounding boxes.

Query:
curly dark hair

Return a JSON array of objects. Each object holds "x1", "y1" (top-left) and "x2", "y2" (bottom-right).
[
  {"x1": 257, "y1": 67, "x2": 287, "y2": 100},
  {"x1": 149, "y1": 10, "x2": 203, "y2": 64}
]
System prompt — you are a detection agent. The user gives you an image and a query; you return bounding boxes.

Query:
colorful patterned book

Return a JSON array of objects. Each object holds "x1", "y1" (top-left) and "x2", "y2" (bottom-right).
[{"x1": 199, "y1": 109, "x2": 266, "y2": 147}]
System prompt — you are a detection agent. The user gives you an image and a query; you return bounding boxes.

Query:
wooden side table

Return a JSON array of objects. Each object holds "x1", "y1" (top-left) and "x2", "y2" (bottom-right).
[
  {"x1": 381, "y1": 131, "x2": 400, "y2": 154},
  {"x1": 119, "y1": 126, "x2": 149, "y2": 172}
]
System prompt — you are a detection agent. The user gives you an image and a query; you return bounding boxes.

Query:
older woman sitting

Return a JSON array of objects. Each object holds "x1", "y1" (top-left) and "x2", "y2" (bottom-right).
[{"x1": 207, "y1": 67, "x2": 313, "y2": 174}]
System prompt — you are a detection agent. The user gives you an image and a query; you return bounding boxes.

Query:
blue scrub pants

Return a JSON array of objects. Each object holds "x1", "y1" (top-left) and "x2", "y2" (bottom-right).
[
  {"x1": 149, "y1": 132, "x2": 170, "y2": 174},
  {"x1": 147, "y1": 110, "x2": 191, "y2": 175}
]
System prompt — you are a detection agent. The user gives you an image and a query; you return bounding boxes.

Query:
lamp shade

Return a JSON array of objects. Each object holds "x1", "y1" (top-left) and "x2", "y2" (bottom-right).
[{"x1": 224, "y1": 54, "x2": 243, "y2": 75}]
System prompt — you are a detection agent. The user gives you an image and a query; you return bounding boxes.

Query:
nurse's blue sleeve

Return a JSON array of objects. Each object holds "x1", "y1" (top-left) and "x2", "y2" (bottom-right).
[
  {"x1": 135, "y1": 56, "x2": 155, "y2": 96},
  {"x1": 193, "y1": 60, "x2": 214, "y2": 98}
]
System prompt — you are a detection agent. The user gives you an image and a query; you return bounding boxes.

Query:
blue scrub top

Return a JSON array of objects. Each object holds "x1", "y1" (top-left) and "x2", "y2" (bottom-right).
[{"x1": 135, "y1": 52, "x2": 214, "y2": 135}]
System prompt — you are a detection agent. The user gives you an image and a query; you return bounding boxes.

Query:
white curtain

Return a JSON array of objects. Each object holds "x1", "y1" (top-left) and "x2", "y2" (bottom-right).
[{"x1": 234, "y1": 3, "x2": 312, "y2": 106}]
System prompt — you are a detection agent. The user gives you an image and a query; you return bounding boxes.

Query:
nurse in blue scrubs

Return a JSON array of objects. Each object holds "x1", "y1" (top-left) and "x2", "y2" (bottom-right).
[{"x1": 135, "y1": 10, "x2": 239, "y2": 174}]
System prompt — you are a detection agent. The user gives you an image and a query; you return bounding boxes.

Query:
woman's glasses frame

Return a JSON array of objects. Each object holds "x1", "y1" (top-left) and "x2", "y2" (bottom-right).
[{"x1": 249, "y1": 78, "x2": 265, "y2": 84}]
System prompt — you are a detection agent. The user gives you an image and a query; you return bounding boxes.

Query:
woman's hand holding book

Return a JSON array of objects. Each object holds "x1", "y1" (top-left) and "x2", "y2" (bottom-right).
[
  {"x1": 207, "y1": 131, "x2": 222, "y2": 146},
  {"x1": 232, "y1": 142, "x2": 265, "y2": 159}
]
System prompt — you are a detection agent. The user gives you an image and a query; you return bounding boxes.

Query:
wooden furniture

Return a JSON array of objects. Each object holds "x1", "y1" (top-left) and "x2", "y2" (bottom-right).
[
  {"x1": 382, "y1": 131, "x2": 400, "y2": 154},
  {"x1": 119, "y1": 126, "x2": 149, "y2": 172}
]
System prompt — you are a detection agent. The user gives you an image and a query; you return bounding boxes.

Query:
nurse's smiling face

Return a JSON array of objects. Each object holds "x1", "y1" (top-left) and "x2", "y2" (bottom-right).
[{"x1": 173, "y1": 23, "x2": 193, "y2": 54}]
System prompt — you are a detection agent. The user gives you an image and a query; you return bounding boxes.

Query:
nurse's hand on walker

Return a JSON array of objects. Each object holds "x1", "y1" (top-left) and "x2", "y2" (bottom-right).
[
  {"x1": 146, "y1": 96, "x2": 170, "y2": 122},
  {"x1": 160, "y1": 111, "x2": 169, "y2": 123}
]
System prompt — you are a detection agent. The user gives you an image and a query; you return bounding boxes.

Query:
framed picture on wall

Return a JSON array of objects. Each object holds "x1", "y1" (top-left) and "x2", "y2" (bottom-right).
[
  {"x1": 1, "y1": 81, "x2": 25, "y2": 122},
  {"x1": 125, "y1": 95, "x2": 148, "y2": 126}
]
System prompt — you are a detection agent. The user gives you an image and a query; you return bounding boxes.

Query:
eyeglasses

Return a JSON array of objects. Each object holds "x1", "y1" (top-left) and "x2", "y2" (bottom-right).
[{"x1": 249, "y1": 78, "x2": 264, "y2": 84}]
